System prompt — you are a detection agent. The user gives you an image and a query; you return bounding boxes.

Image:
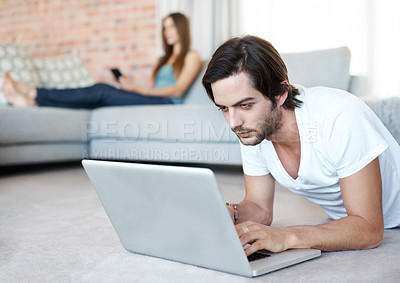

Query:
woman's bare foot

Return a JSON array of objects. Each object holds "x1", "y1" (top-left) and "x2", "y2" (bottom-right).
[
  {"x1": 12, "y1": 74, "x2": 37, "y2": 99},
  {"x1": 2, "y1": 72, "x2": 37, "y2": 107}
]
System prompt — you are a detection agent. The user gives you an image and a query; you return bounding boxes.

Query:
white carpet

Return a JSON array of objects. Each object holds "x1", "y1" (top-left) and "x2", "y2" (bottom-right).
[{"x1": 0, "y1": 162, "x2": 399, "y2": 282}]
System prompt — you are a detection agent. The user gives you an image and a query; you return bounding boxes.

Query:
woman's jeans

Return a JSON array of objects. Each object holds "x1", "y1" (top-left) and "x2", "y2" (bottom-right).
[{"x1": 36, "y1": 83, "x2": 173, "y2": 109}]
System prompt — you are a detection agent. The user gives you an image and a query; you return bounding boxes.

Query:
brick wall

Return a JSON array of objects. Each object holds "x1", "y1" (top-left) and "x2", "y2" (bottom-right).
[{"x1": 0, "y1": 0, "x2": 158, "y2": 84}]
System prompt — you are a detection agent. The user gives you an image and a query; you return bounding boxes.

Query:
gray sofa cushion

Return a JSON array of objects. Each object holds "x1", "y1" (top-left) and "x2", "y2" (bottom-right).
[
  {"x1": 281, "y1": 47, "x2": 351, "y2": 90},
  {"x1": 0, "y1": 143, "x2": 87, "y2": 166},
  {"x1": 89, "y1": 104, "x2": 237, "y2": 143},
  {"x1": 0, "y1": 106, "x2": 90, "y2": 144},
  {"x1": 182, "y1": 62, "x2": 212, "y2": 105}
]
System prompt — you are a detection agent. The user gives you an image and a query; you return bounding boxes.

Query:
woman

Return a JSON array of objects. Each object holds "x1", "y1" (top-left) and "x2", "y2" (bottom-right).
[{"x1": 3, "y1": 13, "x2": 202, "y2": 109}]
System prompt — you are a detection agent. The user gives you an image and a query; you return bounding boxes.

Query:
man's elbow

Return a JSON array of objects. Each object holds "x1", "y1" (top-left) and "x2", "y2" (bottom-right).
[
  {"x1": 363, "y1": 226, "x2": 384, "y2": 249},
  {"x1": 367, "y1": 229, "x2": 384, "y2": 249}
]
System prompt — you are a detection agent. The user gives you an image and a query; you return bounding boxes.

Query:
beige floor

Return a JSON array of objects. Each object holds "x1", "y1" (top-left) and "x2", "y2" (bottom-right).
[{"x1": 0, "y1": 162, "x2": 399, "y2": 282}]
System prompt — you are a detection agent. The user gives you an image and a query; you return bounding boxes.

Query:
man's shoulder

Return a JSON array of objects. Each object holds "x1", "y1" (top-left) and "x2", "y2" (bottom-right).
[
  {"x1": 299, "y1": 86, "x2": 364, "y2": 115},
  {"x1": 296, "y1": 86, "x2": 375, "y2": 142},
  {"x1": 302, "y1": 86, "x2": 353, "y2": 103}
]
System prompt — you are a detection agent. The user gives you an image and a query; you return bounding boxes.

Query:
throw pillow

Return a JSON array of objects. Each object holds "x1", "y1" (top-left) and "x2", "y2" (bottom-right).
[
  {"x1": 0, "y1": 41, "x2": 42, "y2": 105},
  {"x1": 281, "y1": 47, "x2": 351, "y2": 91},
  {"x1": 32, "y1": 53, "x2": 94, "y2": 89}
]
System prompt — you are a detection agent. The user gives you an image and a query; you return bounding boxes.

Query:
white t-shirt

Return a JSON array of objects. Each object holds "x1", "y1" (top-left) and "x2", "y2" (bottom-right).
[{"x1": 240, "y1": 86, "x2": 400, "y2": 228}]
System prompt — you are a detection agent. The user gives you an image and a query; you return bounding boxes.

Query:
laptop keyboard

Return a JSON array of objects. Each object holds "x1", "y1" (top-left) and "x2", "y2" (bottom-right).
[{"x1": 247, "y1": 251, "x2": 271, "y2": 262}]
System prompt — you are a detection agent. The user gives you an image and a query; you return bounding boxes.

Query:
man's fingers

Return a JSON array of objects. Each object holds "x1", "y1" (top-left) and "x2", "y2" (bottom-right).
[
  {"x1": 243, "y1": 240, "x2": 265, "y2": 257},
  {"x1": 236, "y1": 225, "x2": 251, "y2": 236},
  {"x1": 240, "y1": 230, "x2": 265, "y2": 246},
  {"x1": 235, "y1": 221, "x2": 273, "y2": 256},
  {"x1": 235, "y1": 221, "x2": 257, "y2": 236}
]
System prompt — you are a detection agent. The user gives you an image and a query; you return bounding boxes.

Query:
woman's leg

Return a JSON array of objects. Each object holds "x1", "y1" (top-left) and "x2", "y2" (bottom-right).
[
  {"x1": 36, "y1": 83, "x2": 173, "y2": 108},
  {"x1": 98, "y1": 84, "x2": 173, "y2": 107},
  {"x1": 4, "y1": 71, "x2": 173, "y2": 109},
  {"x1": 36, "y1": 84, "x2": 109, "y2": 108}
]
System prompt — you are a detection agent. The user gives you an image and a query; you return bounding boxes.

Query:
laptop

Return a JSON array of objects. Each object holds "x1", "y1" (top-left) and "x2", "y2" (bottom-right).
[{"x1": 82, "y1": 159, "x2": 320, "y2": 277}]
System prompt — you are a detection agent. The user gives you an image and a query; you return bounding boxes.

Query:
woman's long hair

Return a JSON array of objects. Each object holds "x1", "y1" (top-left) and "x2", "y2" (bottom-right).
[{"x1": 152, "y1": 13, "x2": 191, "y2": 80}]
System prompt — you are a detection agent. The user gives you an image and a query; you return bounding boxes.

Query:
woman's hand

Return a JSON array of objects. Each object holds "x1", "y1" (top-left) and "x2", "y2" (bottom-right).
[{"x1": 116, "y1": 75, "x2": 144, "y2": 93}]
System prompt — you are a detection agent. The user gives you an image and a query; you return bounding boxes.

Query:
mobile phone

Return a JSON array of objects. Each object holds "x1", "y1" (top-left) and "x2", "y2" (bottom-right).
[{"x1": 110, "y1": 68, "x2": 123, "y2": 80}]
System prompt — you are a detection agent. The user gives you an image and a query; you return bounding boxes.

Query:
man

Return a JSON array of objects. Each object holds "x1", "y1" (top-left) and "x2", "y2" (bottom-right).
[{"x1": 202, "y1": 35, "x2": 400, "y2": 256}]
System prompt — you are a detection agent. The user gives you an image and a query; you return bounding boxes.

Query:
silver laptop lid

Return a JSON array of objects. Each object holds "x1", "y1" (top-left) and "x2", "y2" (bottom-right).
[{"x1": 82, "y1": 159, "x2": 253, "y2": 276}]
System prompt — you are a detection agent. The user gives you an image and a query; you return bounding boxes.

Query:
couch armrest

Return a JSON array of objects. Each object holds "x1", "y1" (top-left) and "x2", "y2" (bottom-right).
[{"x1": 362, "y1": 96, "x2": 400, "y2": 144}]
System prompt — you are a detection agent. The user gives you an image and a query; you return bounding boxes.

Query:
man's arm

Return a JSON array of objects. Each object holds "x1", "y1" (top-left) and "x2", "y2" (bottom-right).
[
  {"x1": 238, "y1": 157, "x2": 384, "y2": 255},
  {"x1": 227, "y1": 173, "x2": 275, "y2": 225}
]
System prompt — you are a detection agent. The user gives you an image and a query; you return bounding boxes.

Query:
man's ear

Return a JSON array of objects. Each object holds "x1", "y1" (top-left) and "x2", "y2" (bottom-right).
[{"x1": 276, "y1": 81, "x2": 289, "y2": 107}]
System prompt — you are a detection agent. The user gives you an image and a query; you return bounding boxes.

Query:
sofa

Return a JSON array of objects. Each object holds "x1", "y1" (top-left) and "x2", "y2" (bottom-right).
[{"x1": 1, "y1": 42, "x2": 398, "y2": 167}]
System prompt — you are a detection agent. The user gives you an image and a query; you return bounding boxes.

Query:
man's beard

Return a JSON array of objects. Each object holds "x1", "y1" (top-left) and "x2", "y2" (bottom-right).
[{"x1": 233, "y1": 104, "x2": 283, "y2": 146}]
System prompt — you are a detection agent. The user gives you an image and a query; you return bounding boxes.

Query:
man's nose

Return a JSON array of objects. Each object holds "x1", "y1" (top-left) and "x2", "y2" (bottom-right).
[{"x1": 228, "y1": 109, "x2": 243, "y2": 130}]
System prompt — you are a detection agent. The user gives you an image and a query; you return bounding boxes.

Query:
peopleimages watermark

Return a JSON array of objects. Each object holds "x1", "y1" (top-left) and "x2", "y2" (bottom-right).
[
  {"x1": 83, "y1": 148, "x2": 230, "y2": 161},
  {"x1": 81, "y1": 119, "x2": 318, "y2": 144},
  {"x1": 299, "y1": 122, "x2": 318, "y2": 143},
  {"x1": 81, "y1": 120, "x2": 238, "y2": 143}
]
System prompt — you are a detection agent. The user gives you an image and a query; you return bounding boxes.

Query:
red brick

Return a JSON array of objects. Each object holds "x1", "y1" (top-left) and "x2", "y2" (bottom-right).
[{"x1": 0, "y1": 0, "x2": 158, "y2": 84}]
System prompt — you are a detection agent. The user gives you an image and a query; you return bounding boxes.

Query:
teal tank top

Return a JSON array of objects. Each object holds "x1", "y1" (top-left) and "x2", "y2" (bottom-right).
[{"x1": 153, "y1": 64, "x2": 183, "y2": 104}]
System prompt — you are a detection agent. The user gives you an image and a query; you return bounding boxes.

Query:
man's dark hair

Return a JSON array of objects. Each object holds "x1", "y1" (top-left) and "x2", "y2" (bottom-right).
[{"x1": 202, "y1": 35, "x2": 302, "y2": 109}]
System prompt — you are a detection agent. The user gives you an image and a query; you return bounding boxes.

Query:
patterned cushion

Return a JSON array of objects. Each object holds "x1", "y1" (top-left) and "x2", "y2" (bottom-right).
[
  {"x1": 0, "y1": 41, "x2": 42, "y2": 104},
  {"x1": 32, "y1": 54, "x2": 94, "y2": 89}
]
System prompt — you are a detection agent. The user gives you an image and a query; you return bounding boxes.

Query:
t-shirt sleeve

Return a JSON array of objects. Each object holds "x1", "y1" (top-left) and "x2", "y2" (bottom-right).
[
  {"x1": 240, "y1": 142, "x2": 270, "y2": 176},
  {"x1": 323, "y1": 101, "x2": 388, "y2": 179}
]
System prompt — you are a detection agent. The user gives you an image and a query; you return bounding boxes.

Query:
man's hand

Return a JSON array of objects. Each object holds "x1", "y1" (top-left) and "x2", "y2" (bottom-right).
[
  {"x1": 236, "y1": 221, "x2": 293, "y2": 255},
  {"x1": 234, "y1": 157, "x2": 384, "y2": 256}
]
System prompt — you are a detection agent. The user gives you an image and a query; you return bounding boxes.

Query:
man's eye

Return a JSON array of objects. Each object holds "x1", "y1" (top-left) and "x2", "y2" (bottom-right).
[
  {"x1": 241, "y1": 104, "x2": 251, "y2": 109},
  {"x1": 218, "y1": 107, "x2": 228, "y2": 112}
]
